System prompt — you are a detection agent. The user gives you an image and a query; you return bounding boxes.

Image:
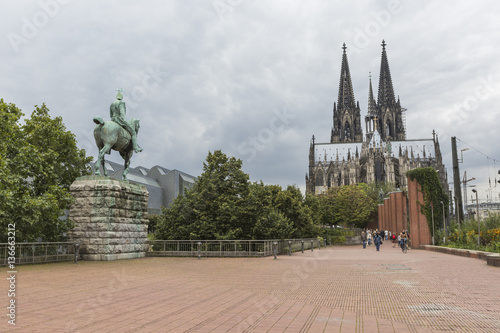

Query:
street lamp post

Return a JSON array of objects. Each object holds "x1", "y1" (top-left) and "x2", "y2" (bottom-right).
[
  {"x1": 440, "y1": 201, "x2": 446, "y2": 244},
  {"x1": 431, "y1": 204, "x2": 435, "y2": 246},
  {"x1": 472, "y1": 189, "x2": 480, "y2": 246}
]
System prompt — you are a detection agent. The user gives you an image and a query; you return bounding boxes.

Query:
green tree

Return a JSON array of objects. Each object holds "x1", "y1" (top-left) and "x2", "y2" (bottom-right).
[
  {"x1": 0, "y1": 100, "x2": 92, "y2": 242},
  {"x1": 156, "y1": 150, "x2": 250, "y2": 240},
  {"x1": 331, "y1": 183, "x2": 377, "y2": 229},
  {"x1": 155, "y1": 151, "x2": 318, "y2": 240},
  {"x1": 275, "y1": 185, "x2": 318, "y2": 238},
  {"x1": 310, "y1": 188, "x2": 337, "y2": 227},
  {"x1": 246, "y1": 182, "x2": 295, "y2": 239}
]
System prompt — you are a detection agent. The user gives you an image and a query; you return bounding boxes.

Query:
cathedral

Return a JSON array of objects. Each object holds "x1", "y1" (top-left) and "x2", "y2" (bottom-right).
[{"x1": 306, "y1": 41, "x2": 448, "y2": 195}]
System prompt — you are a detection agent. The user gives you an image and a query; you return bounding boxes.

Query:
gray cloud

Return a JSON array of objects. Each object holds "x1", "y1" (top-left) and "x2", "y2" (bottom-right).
[{"x1": 1, "y1": 0, "x2": 499, "y2": 201}]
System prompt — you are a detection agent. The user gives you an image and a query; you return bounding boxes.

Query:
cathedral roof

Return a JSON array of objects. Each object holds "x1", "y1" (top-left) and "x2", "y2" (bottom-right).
[
  {"x1": 387, "y1": 139, "x2": 435, "y2": 159},
  {"x1": 313, "y1": 138, "x2": 436, "y2": 163},
  {"x1": 314, "y1": 142, "x2": 363, "y2": 163}
]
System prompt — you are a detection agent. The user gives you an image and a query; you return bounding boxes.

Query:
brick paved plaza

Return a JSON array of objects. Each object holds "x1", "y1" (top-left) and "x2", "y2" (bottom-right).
[{"x1": 2, "y1": 244, "x2": 500, "y2": 332}]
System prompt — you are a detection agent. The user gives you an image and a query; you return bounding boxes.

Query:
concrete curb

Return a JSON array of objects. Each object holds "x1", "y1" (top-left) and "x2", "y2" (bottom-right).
[{"x1": 420, "y1": 245, "x2": 500, "y2": 267}]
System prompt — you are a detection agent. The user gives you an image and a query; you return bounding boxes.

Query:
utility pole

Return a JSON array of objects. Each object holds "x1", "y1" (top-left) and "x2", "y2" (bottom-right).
[{"x1": 451, "y1": 137, "x2": 463, "y2": 223}]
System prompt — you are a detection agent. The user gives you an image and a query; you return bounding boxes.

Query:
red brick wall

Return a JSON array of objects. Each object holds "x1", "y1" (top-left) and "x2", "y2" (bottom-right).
[
  {"x1": 407, "y1": 178, "x2": 432, "y2": 247},
  {"x1": 378, "y1": 191, "x2": 406, "y2": 235},
  {"x1": 390, "y1": 192, "x2": 396, "y2": 234},
  {"x1": 394, "y1": 191, "x2": 406, "y2": 234},
  {"x1": 384, "y1": 198, "x2": 390, "y2": 231}
]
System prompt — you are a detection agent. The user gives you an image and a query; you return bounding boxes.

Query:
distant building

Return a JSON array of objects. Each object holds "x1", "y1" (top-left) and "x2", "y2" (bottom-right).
[
  {"x1": 465, "y1": 202, "x2": 500, "y2": 220},
  {"x1": 306, "y1": 41, "x2": 448, "y2": 194},
  {"x1": 91, "y1": 161, "x2": 196, "y2": 215}
]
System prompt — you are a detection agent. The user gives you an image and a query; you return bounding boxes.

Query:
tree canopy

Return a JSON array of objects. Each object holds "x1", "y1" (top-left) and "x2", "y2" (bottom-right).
[
  {"x1": 330, "y1": 183, "x2": 378, "y2": 229},
  {"x1": 155, "y1": 150, "x2": 320, "y2": 240},
  {"x1": 0, "y1": 100, "x2": 92, "y2": 242}
]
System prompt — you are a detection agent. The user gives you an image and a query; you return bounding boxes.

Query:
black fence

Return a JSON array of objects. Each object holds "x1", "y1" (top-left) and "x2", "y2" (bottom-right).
[
  {"x1": 146, "y1": 238, "x2": 325, "y2": 258},
  {"x1": 0, "y1": 242, "x2": 78, "y2": 266}
]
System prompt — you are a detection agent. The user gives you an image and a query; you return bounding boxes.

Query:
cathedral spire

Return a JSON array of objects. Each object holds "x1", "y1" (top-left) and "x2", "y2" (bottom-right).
[
  {"x1": 377, "y1": 40, "x2": 396, "y2": 107},
  {"x1": 368, "y1": 72, "x2": 377, "y2": 116},
  {"x1": 338, "y1": 43, "x2": 356, "y2": 110},
  {"x1": 331, "y1": 43, "x2": 363, "y2": 143}
]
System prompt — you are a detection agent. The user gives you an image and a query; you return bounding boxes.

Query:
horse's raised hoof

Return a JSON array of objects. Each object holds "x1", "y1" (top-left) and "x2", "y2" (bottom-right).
[{"x1": 134, "y1": 148, "x2": 143, "y2": 153}]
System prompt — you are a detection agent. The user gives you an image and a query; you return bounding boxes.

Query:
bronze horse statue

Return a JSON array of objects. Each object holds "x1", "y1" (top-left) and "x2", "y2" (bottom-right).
[{"x1": 93, "y1": 116, "x2": 140, "y2": 180}]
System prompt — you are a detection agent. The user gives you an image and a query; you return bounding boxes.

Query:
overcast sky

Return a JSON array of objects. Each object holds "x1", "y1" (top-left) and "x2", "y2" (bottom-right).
[{"x1": 1, "y1": 0, "x2": 499, "y2": 204}]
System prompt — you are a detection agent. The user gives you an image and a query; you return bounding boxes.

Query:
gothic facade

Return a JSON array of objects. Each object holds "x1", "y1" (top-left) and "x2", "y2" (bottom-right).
[{"x1": 306, "y1": 41, "x2": 448, "y2": 195}]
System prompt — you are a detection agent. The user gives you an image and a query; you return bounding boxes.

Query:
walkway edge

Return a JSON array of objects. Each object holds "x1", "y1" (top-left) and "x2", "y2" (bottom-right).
[{"x1": 420, "y1": 245, "x2": 500, "y2": 267}]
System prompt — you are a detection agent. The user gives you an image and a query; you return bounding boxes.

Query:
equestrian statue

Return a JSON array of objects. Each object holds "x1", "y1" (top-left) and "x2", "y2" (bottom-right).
[{"x1": 93, "y1": 89, "x2": 143, "y2": 180}]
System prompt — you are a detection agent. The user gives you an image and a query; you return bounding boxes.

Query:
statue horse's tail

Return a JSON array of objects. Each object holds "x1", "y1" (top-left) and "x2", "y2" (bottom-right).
[{"x1": 93, "y1": 116, "x2": 104, "y2": 125}]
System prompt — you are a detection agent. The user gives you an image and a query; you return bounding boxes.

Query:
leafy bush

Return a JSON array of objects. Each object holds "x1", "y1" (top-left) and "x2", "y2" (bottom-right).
[{"x1": 444, "y1": 213, "x2": 500, "y2": 253}]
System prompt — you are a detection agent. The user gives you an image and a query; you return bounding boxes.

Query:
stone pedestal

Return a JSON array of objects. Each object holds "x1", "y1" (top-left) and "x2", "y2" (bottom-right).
[{"x1": 68, "y1": 176, "x2": 149, "y2": 261}]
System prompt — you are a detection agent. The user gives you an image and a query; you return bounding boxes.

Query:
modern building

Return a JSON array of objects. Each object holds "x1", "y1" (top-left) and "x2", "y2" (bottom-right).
[
  {"x1": 306, "y1": 41, "x2": 448, "y2": 195},
  {"x1": 91, "y1": 160, "x2": 196, "y2": 215}
]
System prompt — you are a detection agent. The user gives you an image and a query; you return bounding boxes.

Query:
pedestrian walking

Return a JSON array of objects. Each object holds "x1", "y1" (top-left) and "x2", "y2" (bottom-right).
[
  {"x1": 374, "y1": 231, "x2": 382, "y2": 251},
  {"x1": 367, "y1": 231, "x2": 372, "y2": 246},
  {"x1": 361, "y1": 231, "x2": 367, "y2": 249},
  {"x1": 385, "y1": 230, "x2": 388, "y2": 240}
]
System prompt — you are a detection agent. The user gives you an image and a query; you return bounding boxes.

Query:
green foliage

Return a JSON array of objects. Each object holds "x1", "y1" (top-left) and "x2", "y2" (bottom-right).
[
  {"x1": 330, "y1": 183, "x2": 378, "y2": 229},
  {"x1": 304, "y1": 183, "x2": 382, "y2": 231},
  {"x1": 366, "y1": 181, "x2": 397, "y2": 204},
  {"x1": 442, "y1": 213, "x2": 500, "y2": 253},
  {"x1": 406, "y1": 167, "x2": 448, "y2": 237},
  {"x1": 484, "y1": 212, "x2": 500, "y2": 230},
  {"x1": 275, "y1": 185, "x2": 318, "y2": 238},
  {"x1": 317, "y1": 227, "x2": 356, "y2": 244},
  {"x1": 155, "y1": 150, "x2": 320, "y2": 240},
  {"x1": 0, "y1": 99, "x2": 92, "y2": 242},
  {"x1": 147, "y1": 214, "x2": 161, "y2": 234}
]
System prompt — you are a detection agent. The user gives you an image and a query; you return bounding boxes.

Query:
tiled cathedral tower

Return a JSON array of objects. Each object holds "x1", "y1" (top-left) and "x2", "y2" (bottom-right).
[
  {"x1": 375, "y1": 40, "x2": 405, "y2": 141},
  {"x1": 330, "y1": 44, "x2": 363, "y2": 143}
]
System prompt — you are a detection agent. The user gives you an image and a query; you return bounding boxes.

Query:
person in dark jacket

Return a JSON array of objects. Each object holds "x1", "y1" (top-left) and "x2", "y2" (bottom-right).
[
  {"x1": 373, "y1": 230, "x2": 382, "y2": 251},
  {"x1": 361, "y1": 231, "x2": 367, "y2": 249}
]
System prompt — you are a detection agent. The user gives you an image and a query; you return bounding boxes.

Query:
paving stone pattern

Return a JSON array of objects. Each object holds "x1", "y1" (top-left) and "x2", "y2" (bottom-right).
[{"x1": 2, "y1": 244, "x2": 500, "y2": 332}]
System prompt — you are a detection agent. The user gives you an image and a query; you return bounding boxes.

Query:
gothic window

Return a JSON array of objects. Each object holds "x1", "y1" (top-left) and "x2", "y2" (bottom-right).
[
  {"x1": 385, "y1": 121, "x2": 391, "y2": 138},
  {"x1": 337, "y1": 172, "x2": 342, "y2": 186},
  {"x1": 344, "y1": 122, "x2": 351, "y2": 139},
  {"x1": 315, "y1": 170, "x2": 324, "y2": 186}
]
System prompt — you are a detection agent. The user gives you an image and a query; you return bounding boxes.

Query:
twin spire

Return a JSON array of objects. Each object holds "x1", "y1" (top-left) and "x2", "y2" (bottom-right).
[
  {"x1": 339, "y1": 40, "x2": 396, "y2": 112},
  {"x1": 333, "y1": 40, "x2": 403, "y2": 143}
]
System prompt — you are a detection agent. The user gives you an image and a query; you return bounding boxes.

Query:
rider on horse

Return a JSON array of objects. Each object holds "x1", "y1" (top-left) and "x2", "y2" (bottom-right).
[{"x1": 110, "y1": 89, "x2": 142, "y2": 153}]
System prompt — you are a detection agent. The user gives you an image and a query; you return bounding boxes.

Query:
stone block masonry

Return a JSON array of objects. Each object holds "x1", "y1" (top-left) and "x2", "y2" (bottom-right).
[{"x1": 68, "y1": 176, "x2": 149, "y2": 261}]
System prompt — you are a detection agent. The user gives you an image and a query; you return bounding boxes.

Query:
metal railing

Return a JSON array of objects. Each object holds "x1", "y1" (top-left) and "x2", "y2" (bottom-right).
[
  {"x1": 0, "y1": 238, "x2": 328, "y2": 264},
  {"x1": 0, "y1": 242, "x2": 78, "y2": 266},
  {"x1": 146, "y1": 238, "x2": 324, "y2": 258}
]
